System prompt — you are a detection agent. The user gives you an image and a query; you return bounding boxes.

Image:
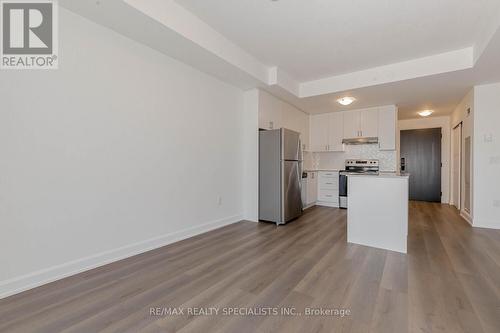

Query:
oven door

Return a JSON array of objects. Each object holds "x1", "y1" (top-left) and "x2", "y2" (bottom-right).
[{"x1": 339, "y1": 173, "x2": 348, "y2": 209}]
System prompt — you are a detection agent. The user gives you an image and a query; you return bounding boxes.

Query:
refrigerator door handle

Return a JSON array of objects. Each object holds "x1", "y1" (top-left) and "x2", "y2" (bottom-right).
[{"x1": 298, "y1": 138, "x2": 303, "y2": 162}]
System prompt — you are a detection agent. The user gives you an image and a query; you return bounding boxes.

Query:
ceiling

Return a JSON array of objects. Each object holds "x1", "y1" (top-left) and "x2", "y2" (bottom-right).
[
  {"x1": 173, "y1": 0, "x2": 500, "y2": 119},
  {"x1": 175, "y1": 0, "x2": 500, "y2": 81},
  {"x1": 277, "y1": 70, "x2": 473, "y2": 119},
  {"x1": 61, "y1": 1, "x2": 500, "y2": 120}
]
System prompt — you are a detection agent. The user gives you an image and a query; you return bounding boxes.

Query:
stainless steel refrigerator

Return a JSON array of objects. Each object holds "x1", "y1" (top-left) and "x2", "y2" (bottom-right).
[{"x1": 259, "y1": 128, "x2": 303, "y2": 225}]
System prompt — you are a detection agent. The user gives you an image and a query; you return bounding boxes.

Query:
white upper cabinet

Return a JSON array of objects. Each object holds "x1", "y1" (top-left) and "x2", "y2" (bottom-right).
[
  {"x1": 299, "y1": 114, "x2": 310, "y2": 151},
  {"x1": 309, "y1": 112, "x2": 344, "y2": 152},
  {"x1": 310, "y1": 113, "x2": 330, "y2": 152},
  {"x1": 343, "y1": 108, "x2": 379, "y2": 138},
  {"x1": 258, "y1": 90, "x2": 310, "y2": 149},
  {"x1": 343, "y1": 110, "x2": 361, "y2": 139},
  {"x1": 296, "y1": 100, "x2": 398, "y2": 153},
  {"x1": 281, "y1": 101, "x2": 309, "y2": 150},
  {"x1": 328, "y1": 112, "x2": 344, "y2": 151},
  {"x1": 378, "y1": 106, "x2": 397, "y2": 150},
  {"x1": 360, "y1": 109, "x2": 379, "y2": 138},
  {"x1": 258, "y1": 90, "x2": 282, "y2": 130}
]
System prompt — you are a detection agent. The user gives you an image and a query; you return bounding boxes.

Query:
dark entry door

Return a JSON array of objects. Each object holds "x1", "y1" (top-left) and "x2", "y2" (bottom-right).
[{"x1": 400, "y1": 128, "x2": 442, "y2": 202}]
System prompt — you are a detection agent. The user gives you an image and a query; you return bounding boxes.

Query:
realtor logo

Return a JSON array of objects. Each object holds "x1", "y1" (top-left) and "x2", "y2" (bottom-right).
[{"x1": 1, "y1": 0, "x2": 58, "y2": 69}]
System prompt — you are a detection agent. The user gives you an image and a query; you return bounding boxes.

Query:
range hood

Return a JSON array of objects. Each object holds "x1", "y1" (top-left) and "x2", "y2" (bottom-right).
[{"x1": 342, "y1": 137, "x2": 379, "y2": 145}]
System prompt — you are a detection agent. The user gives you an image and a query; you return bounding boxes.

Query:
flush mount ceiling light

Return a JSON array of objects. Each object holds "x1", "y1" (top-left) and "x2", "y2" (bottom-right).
[
  {"x1": 418, "y1": 110, "x2": 434, "y2": 117},
  {"x1": 337, "y1": 97, "x2": 356, "y2": 106}
]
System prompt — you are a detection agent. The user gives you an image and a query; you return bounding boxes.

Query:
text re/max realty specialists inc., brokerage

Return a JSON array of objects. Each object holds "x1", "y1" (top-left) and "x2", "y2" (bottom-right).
[{"x1": 149, "y1": 306, "x2": 352, "y2": 318}]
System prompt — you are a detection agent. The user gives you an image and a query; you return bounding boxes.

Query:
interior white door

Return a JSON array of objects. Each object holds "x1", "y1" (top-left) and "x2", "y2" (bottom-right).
[
  {"x1": 360, "y1": 109, "x2": 379, "y2": 138},
  {"x1": 343, "y1": 110, "x2": 360, "y2": 139},
  {"x1": 328, "y1": 112, "x2": 344, "y2": 151},
  {"x1": 310, "y1": 113, "x2": 329, "y2": 151},
  {"x1": 452, "y1": 124, "x2": 462, "y2": 209}
]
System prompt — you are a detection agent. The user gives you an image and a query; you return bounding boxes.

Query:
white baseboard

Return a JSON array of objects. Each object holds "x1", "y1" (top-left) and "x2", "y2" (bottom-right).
[
  {"x1": 472, "y1": 218, "x2": 500, "y2": 229},
  {"x1": 460, "y1": 210, "x2": 473, "y2": 225},
  {"x1": 0, "y1": 214, "x2": 242, "y2": 299},
  {"x1": 316, "y1": 201, "x2": 339, "y2": 208},
  {"x1": 303, "y1": 203, "x2": 316, "y2": 210}
]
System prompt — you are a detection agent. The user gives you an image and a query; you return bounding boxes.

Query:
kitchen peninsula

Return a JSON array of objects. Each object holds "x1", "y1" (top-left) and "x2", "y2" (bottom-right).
[{"x1": 347, "y1": 173, "x2": 410, "y2": 253}]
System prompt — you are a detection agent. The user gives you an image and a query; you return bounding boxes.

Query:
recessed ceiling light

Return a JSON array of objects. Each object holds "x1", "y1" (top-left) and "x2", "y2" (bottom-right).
[
  {"x1": 418, "y1": 110, "x2": 434, "y2": 117},
  {"x1": 337, "y1": 97, "x2": 356, "y2": 106}
]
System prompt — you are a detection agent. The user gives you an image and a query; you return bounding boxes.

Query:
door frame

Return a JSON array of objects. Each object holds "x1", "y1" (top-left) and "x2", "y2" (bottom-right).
[
  {"x1": 400, "y1": 128, "x2": 442, "y2": 202},
  {"x1": 451, "y1": 122, "x2": 462, "y2": 210},
  {"x1": 397, "y1": 118, "x2": 450, "y2": 204}
]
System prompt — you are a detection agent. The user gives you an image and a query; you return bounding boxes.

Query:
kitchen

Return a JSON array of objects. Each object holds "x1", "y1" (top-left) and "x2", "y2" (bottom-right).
[
  {"x1": 2, "y1": 1, "x2": 500, "y2": 332},
  {"x1": 258, "y1": 89, "x2": 408, "y2": 253}
]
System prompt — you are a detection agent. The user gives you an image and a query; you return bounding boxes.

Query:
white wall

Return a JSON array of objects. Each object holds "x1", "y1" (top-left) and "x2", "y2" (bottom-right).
[
  {"x1": 451, "y1": 90, "x2": 474, "y2": 222},
  {"x1": 398, "y1": 116, "x2": 451, "y2": 204},
  {"x1": 473, "y1": 83, "x2": 500, "y2": 229},
  {"x1": 0, "y1": 8, "x2": 247, "y2": 298},
  {"x1": 242, "y1": 89, "x2": 259, "y2": 222}
]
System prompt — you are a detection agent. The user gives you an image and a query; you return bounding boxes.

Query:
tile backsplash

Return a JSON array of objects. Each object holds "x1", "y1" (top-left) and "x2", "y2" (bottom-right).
[{"x1": 307, "y1": 144, "x2": 397, "y2": 171}]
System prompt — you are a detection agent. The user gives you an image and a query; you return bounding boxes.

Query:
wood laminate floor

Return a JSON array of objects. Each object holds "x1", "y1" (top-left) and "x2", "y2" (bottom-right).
[{"x1": 1, "y1": 202, "x2": 500, "y2": 333}]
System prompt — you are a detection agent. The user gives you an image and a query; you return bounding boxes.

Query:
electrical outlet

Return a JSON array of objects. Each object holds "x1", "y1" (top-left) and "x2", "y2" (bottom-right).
[
  {"x1": 217, "y1": 196, "x2": 222, "y2": 206},
  {"x1": 494, "y1": 200, "x2": 500, "y2": 208}
]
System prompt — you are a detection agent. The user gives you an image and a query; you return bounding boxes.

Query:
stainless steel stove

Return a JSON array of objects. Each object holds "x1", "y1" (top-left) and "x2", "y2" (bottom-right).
[{"x1": 339, "y1": 159, "x2": 379, "y2": 208}]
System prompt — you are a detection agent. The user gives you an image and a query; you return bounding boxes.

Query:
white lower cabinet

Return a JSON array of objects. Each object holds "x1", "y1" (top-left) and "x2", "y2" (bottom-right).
[
  {"x1": 304, "y1": 172, "x2": 318, "y2": 208},
  {"x1": 317, "y1": 171, "x2": 339, "y2": 207}
]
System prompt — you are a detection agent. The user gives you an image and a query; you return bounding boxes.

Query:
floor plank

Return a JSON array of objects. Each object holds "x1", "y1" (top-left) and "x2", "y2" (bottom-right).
[{"x1": 1, "y1": 202, "x2": 499, "y2": 333}]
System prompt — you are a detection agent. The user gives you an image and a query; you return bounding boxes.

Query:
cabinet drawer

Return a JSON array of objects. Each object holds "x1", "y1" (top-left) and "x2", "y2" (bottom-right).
[
  {"x1": 318, "y1": 189, "x2": 339, "y2": 202},
  {"x1": 318, "y1": 179, "x2": 338, "y2": 189},
  {"x1": 318, "y1": 171, "x2": 338, "y2": 179}
]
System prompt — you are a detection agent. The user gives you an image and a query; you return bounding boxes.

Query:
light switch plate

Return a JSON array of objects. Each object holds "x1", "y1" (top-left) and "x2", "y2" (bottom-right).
[{"x1": 490, "y1": 156, "x2": 500, "y2": 165}]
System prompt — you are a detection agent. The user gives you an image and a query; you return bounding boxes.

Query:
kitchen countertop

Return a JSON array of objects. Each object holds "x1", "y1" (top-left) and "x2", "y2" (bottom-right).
[
  {"x1": 303, "y1": 169, "x2": 340, "y2": 172},
  {"x1": 349, "y1": 171, "x2": 410, "y2": 178}
]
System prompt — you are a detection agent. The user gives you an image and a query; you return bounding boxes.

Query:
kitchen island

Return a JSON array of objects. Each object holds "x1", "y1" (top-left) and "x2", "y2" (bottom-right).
[{"x1": 347, "y1": 173, "x2": 409, "y2": 253}]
